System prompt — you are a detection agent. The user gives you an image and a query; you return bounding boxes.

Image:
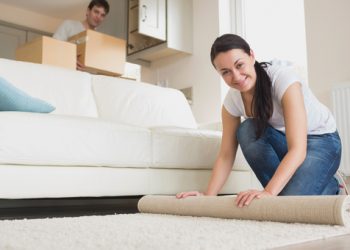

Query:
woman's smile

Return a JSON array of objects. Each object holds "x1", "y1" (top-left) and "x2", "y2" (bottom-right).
[{"x1": 213, "y1": 49, "x2": 256, "y2": 92}]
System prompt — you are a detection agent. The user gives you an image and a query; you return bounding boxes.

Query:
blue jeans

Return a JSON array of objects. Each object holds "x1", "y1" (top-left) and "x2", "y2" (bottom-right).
[{"x1": 236, "y1": 119, "x2": 341, "y2": 195}]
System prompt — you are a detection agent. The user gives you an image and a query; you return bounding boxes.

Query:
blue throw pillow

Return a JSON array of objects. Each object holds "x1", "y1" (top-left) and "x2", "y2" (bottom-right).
[{"x1": 0, "y1": 76, "x2": 55, "y2": 113}]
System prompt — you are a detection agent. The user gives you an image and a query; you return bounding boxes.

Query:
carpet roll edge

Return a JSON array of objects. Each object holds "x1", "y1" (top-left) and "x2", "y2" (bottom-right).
[
  {"x1": 138, "y1": 195, "x2": 350, "y2": 226},
  {"x1": 341, "y1": 195, "x2": 350, "y2": 226}
]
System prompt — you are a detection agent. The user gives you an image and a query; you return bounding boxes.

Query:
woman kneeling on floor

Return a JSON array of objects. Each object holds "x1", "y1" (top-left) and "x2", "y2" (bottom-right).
[{"x1": 177, "y1": 34, "x2": 344, "y2": 206}]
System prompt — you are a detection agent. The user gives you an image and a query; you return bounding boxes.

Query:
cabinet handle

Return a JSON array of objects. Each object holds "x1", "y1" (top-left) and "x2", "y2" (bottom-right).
[{"x1": 141, "y1": 4, "x2": 147, "y2": 22}]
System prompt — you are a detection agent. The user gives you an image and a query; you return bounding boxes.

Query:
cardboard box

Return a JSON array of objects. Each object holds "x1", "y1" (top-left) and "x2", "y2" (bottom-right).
[
  {"x1": 16, "y1": 36, "x2": 77, "y2": 70},
  {"x1": 69, "y1": 30, "x2": 126, "y2": 76}
]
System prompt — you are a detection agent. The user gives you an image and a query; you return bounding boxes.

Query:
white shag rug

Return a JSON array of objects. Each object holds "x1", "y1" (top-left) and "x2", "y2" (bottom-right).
[{"x1": 0, "y1": 213, "x2": 349, "y2": 250}]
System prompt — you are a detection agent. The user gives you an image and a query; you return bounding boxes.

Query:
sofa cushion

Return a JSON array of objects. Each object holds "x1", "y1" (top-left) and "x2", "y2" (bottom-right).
[
  {"x1": 234, "y1": 145, "x2": 251, "y2": 171},
  {"x1": 0, "y1": 76, "x2": 55, "y2": 113},
  {"x1": 0, "y1": 112, "x2": 151, "y2": 167},
  {"x1": 151, "y1": 127, "x2": 220, "y2": 169},
  {"x1": 150, "y1": 127, "x2": 250, "y2": 171},
  {"x1": 0, "y1": 59, "x2": 98, "y2": 117},
  {"x1": 92, "y1": 75, "x2": 197, "y2": 129}
]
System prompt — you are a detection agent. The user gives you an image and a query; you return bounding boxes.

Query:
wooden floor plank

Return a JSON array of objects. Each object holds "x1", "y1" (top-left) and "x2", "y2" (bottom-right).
[{"x1": 274, "y1": 234, "x2": 350, "y2": 250}]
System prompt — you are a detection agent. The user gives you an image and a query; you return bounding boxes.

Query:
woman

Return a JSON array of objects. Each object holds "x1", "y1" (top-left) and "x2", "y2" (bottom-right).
[{"x1": 177, "y1": 34, "x2": 343, "y2": 207}]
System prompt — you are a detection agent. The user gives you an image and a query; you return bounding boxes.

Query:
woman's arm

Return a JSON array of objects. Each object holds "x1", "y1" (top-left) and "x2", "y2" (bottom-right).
[
  {"x1": 235, "y1": 82, "x2": 307, "y2": 206},
  {"x1": 176, "y1": 107, "x2": 241, "y2": 198},
  {"x1": 264, "y1": 82, "x2": 307, "y2": 195},
  {"x1": 205, "y1": 107, "x2": 241, "y2": 195}
]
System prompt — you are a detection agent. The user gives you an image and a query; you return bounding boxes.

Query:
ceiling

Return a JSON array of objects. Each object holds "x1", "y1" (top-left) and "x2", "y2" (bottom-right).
[{"x1": 0, "y1": 0, "x2": 88, "y2": 19}]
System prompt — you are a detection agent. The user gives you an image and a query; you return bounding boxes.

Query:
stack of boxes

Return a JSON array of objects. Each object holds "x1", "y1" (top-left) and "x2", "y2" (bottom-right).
[{"x1": 16, "y1": 30, "x2": 126, "y2": 77}]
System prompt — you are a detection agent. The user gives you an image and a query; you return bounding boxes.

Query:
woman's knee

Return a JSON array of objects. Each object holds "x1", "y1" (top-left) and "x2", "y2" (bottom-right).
[{"x1": 236, "y1": 119, "x2": 256, "y2": 147}]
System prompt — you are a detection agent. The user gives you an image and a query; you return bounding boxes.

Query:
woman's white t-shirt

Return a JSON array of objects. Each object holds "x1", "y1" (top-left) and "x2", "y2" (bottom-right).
[{"x1": 223, "y1": 60, "x2": 336, "y2": 135}]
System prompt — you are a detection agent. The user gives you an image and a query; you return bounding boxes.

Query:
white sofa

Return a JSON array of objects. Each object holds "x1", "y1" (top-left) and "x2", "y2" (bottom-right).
[{"x1": 0, "y1": 58, "x2": 260, "y2": 199}]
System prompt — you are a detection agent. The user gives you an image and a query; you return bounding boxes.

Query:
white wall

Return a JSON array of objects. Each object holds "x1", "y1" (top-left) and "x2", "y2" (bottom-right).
[
  {"x1": 3, "y1": 0, "x2": 347, "y2": 119},
  {"x1": 97, "y1": 0, "x2": 128, "y2": 39},
  {"x1": 240, "y1": 0, "x2": 308, "y2": 78},
  {"x1": 0, "y1": 2, "x2": 63, "y2": 33},
  {"x1": 141, "y1": 0, "x2": 224, "y2": 123},
  {"x1": 304, "y1": 0, "x2": 350, "y2": 108},
  {"x1": 219, "y1": 0, "x2": 232, "y2": 103},
  {"x1": 141, "y1": 0, "x2": 309, "y2": 123},
  {"x1": 0, "y1": 0, "x2": 126, "y2": 39}
]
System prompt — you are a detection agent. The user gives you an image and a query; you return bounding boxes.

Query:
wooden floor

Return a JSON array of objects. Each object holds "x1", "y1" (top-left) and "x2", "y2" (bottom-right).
[{"x1": 275, "y1": 234, "x2": 350, "y2": 249}]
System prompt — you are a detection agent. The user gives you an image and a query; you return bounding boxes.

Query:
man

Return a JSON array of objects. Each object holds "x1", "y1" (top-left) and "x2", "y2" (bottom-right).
[
  {"x1": 53, "y1": 0, "x2": 109, "y2": 70},
  {"x1": 53, "y1": 0, "x2": 110, "y2": 41}
]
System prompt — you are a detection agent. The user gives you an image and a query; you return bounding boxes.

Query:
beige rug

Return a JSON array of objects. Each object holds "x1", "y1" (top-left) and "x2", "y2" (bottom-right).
[{"x1": 0, "y1": 213, "x2": 349, "y2": 250}]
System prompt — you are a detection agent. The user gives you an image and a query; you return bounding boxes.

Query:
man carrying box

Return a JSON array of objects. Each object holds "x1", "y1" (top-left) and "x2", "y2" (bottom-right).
[
  {"x1": 53, "y1": 0, "x2": 110, "y2": 42},
  {"x1": 53, "y1": 0, "x2": 110, "y2": 71}
]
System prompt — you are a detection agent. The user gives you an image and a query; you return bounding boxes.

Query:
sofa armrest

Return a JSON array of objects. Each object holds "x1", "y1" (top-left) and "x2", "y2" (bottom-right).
[
  {"x1": 197, "y1": 121, "x2": 223, "y2": 131},
  {"x1": 198, "y1": 121, "x2": 251, "y2": 172}
]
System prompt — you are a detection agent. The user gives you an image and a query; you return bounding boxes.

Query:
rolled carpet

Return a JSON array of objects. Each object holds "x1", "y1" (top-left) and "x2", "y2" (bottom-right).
[{"x1": 138, "y1": 195, "x2": 350, "y2": 226}]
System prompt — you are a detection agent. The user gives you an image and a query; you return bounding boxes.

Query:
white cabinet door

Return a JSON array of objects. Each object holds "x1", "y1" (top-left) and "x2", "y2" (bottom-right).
[
  {"x1": 0, "y1": 25, "x2": 26, "y2": 60},
  {"x1": 138, "y1": 0, "x2": 166, "y2": 41}
]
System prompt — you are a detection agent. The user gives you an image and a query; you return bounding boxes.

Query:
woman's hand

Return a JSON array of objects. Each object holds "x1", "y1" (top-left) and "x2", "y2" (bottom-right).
[
  {"x1": 235, "y1": 189, "x2": 273, "y2": 207},
  {"x1": 176, "y1": 191, "x2": 204, "y2": 199}
]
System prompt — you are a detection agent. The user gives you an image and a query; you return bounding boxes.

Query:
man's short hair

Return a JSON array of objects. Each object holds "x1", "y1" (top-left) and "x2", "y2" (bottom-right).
[{"x1": 88, "y1": 0, "x2": 110, "y2": 14}]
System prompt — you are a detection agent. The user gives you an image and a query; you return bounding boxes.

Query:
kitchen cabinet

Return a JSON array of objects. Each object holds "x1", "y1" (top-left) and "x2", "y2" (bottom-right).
[{"x1": 127, "y1": 0, "x2": 192, "y2": 66}]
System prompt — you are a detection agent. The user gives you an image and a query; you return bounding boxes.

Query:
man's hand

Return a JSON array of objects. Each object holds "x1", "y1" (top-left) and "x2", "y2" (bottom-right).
[
  {"x1": 76, "y1": 55, "x2": 85, "y2": 71},
  {"x1": 176, "y1": 191, "x2": 204, "y2": 199},
  {"x1": 235, "y1": 189, "x2": 273, "y2": 208}
]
